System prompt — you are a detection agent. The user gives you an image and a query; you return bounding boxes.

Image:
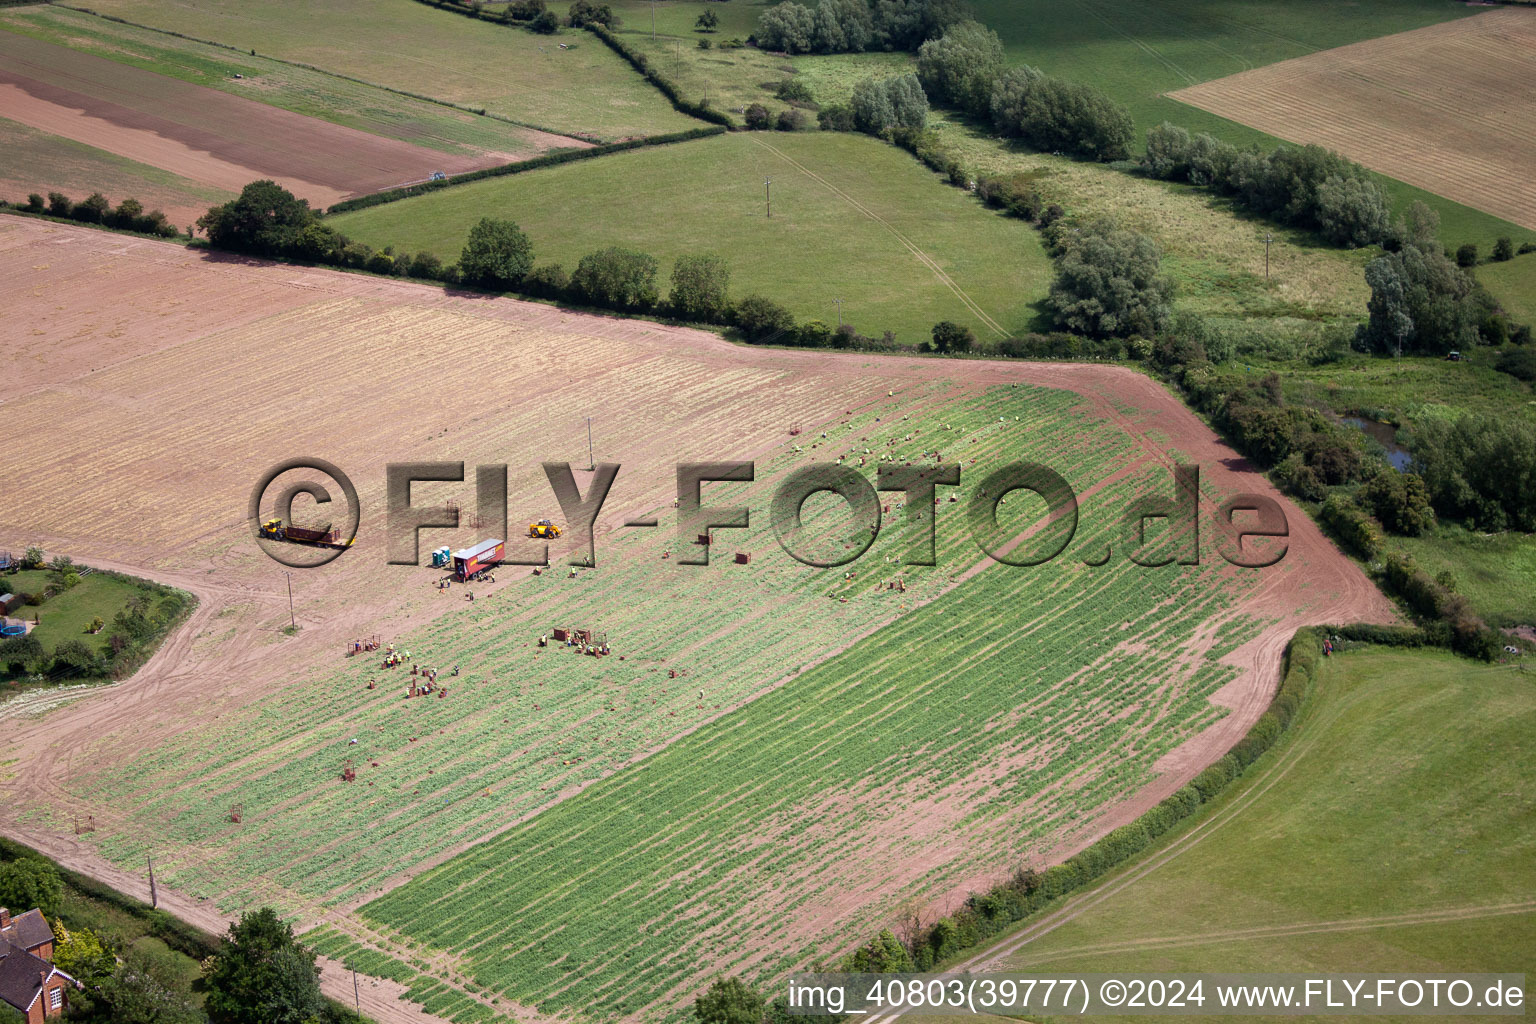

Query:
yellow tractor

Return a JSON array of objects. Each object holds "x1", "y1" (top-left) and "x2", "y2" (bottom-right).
[
  {"x1": 260, "y1": 518, "x2": 285, "y2": 540},
  {"x1": 528, "y1": 519, "x2": 562, "y2": 539}
]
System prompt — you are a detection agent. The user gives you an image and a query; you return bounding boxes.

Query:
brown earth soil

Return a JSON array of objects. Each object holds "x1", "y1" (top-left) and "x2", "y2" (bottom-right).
[
  {"x1": 0, "y1": 219, "x2": 1396, "y2": 1023},
  {"x1": 0, "y1": 32, "x2": 568, "y2": 215},
  {"x1": 1170, "y1": 8, "x2": 1536, "y2": 231}
]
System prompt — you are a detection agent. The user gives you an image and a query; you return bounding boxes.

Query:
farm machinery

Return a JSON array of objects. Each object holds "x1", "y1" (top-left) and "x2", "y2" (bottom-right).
[
  {"x1": 528, "y1": 519, "x2": 562, "y2": 539},
  {"x1": 260, "y1": 518, "x2": 352, "y2": 549}
]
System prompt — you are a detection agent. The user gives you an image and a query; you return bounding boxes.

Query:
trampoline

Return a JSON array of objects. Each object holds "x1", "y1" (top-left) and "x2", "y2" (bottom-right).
[{"x1": 0, "y1": 623, "x2": 26, "y2": 637}]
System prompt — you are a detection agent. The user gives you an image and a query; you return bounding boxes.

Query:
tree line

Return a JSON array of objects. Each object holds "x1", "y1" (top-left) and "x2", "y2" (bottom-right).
[
  {"x1": 754, "y1": 0, "x2": 967, "y2": 55},
  {"x1": 815, "y1": 19, "x2": 1134, "y2": 162},
  {"x1": 6, "y1": 191, "x2": 182, "y2": 237}
]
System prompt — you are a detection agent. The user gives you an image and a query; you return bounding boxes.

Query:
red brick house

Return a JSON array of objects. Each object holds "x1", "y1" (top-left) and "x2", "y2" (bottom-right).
[{"x1": 0, "y1": 908, "x2": 76, "y2": 1022}]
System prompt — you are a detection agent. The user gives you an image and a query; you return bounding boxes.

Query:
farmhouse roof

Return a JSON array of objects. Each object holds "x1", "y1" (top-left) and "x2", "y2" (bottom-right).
[
  {"x1": 0, "y1": 909, "x2": 53, "y2": 954},
  {"x1": 452, "y1": 538, "x2": 504, "y2": 560},
  {"x1": 0, "y1": 939, "x2": 73, "y2": 1013}
]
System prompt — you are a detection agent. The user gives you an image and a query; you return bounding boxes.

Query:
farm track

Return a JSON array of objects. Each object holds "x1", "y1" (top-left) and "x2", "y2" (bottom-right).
[{"x1": 0, "y1": 220, "x2": 1395, "y2": 1024}]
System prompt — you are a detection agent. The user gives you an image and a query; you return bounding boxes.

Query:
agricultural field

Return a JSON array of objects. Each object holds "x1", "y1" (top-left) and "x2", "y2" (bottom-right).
[
  {"x1": 329, "y1": 131, "x2": 1055, "y2": 343},
  {"x1": 1479, "y1": 252, "x2": 1536, "y2": 329},
  {"x1": 1170, "y1": 8, "x2": 1536, "y2": 234},
  {"x1": 0, "y1": 220, "x2": 1394, "y2": 1024},
  {"x1": 0, "y1": 31, "x2": 551, "y2": 215},
  {"x1": 967, "y1": 0, "x2": 1529, "y2": 249},
  {"x1": 0, "y1": 115, "x2": 230, "y2": 229},
  {"x1": 971, "y1": 0, "x2": 1475, "y2": 151},
  {"x1": 968, "y1": 646, "x2": 1536, "y2": 1016},
  {"x1": 0, "y1": 8, "x2": 583, "y2": 158},
  {"x1": 51, "y1": 0, "x2": 700, "y2": 141},
  {"x1": 921, "y1": 114, "x2": 1372, "y2": 326}
]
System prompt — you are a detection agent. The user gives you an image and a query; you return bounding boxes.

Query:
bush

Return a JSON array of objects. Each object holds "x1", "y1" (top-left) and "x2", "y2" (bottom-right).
[
  {"x1": 71, "y1": 192, "x2": 110, "y2": 224},
  {"x1": 1496, "y1": 346, "x2": 1536, "y2": 382},
  {"x1": 505, "y1": 0, "x2": 545, "y2": 20},
  {"x1": 1492, "y1": 236, "x2": 1515, "y2": 262},
  {"x1": 522, "y1": 262, "x2": 570, "y2": 299},
  {"x1": 733, "y1": 295, "x2": 796, "y2": 343},
  {"x1": 458, "y1": 217, "x2": 534, "y2": 289},
  {"x1": 1048, "y1": 218, "x2": 1173, "y2": 338},
  {"x1": 47, "y1": 192, "x2": 72, "y2": 218},
  {"x1": 571, "y1": 247, "x2": 658, "y2": 311},
  {"x1": 774, "y1": 77, "x2": 814, "y2": 104},
  {"x1": 775, "y1": 107, "x2": 807, "y2": 131},
  {"x1": 976, "y1": 173, "x2": 1043, "y2": 220},
  {"x1": 565, "y1": 0, "x2": 616, "y2": 28},
  {"x1": 817, "y1": 103, "x2": 856, "y2": 132},
  {"x1": 0, "y1": 857, "x2": 63, "y2": 918},
  {"x1": 668, "y1": 253, "x2": 731, "y2": 322},
  {"x1": 1319, "y1": 493, "x2": 1381, "y2": 559},
  {"x1": 23, "y1": 193, "x2": 44, "y2": 213},
  {"x1": 1360, "y1": 471, "x2": 1435, "y2": 536},
  {"x1": 530, "y1": 9, "x2": 559, "y2": 32},
  {"x1": 929, "y1": 320, "x2": 975, "y2": 353},
  {"x1": 1455, "y1": 242, "x2": 1479, "y2": 268},
  {"x1": 695, "y1": 9, "x2": 718, "y2": 31},
  {"x1": 743, "y1": 102, "x2": 774, "y2": 130},
  {"x1": 407, "y1": 251, "x2": 443, "y2": 280}
]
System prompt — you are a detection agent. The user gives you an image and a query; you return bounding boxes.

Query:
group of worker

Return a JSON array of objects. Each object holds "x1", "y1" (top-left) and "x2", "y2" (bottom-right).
[{"x1": 349, "y1": 638, "x2": 380, "y2": 655}]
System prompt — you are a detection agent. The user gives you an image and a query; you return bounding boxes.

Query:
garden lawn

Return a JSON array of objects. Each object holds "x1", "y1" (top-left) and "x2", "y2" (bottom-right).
[
  {"x1": 329, "y1": 131, "x2": 1054, "y2": 344},
  {"x1": 1, "y1": 568, "x2": 146, "y2": 658}
]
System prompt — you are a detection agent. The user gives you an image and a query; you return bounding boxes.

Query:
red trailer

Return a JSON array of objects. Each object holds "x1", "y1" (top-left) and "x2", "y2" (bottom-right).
[{"x1": 452, "y1": 538, "x2": 504, "y2": 580}]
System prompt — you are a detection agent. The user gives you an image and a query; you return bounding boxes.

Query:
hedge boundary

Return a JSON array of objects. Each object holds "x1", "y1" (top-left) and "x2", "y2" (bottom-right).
[
  {"x1": 48, "y1": 4, "x2": 587, "y2": 141},
  {"x1": 322, "y1": 125, "x2": 725, "y2": 214},
  {"x1": 845, "y1": 627, "x2": 1325, "y2": 972},
  {"x1": 584, "y1": 22, "x2": 736, "y2": 127}
]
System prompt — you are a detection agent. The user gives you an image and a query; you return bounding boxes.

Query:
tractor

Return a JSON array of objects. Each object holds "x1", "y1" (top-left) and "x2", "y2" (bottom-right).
[
  {"x1": 260, "y1": 518, "x2": 286, "y2": 540},
  {"x1": 528, "y1": 519, "x2": 562, "y2": 539}
]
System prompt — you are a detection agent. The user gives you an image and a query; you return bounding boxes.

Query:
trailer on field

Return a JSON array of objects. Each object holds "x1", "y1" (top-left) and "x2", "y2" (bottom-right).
[{"x1": 452, "y1": 538, "x2": 504, "y2": 580}]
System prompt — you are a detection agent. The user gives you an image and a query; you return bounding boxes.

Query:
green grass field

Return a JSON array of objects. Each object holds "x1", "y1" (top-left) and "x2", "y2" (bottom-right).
[
  {"x1": 330, "y1": 131, "x2": 1055, "y2": 343},
  {"x1": 0, "y1": 9, "x2": 577, "y2": 158},
  {"x1": 1, "y1": 568, "x2": 149, "y2": 659},
  {"x1": 53, "y1": 0, "x2": 697, "y2": 141},
  {"x1": 1479, "y1": 253, "x2": 1536, "y2": 328},
  {"x1": 1262, "y1": 351, "x2": 1536, "y2": 431},
  {"x1": 924, "y1": 114, "x2": 1373, "y2": 326},
  {"x1": 971, "y1": 645, "x2": 1535, "y2": 1021},
  {"x1": 1383, "y1": 529, "x2": 1536, "y2": 630}
]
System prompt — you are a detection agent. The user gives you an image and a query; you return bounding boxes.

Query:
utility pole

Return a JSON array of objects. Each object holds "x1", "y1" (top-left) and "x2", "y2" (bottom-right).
[
  {"x1": 147, "y1": 855, "x2": 157, "y2": 909},
  {"x1": 833, "y1": 298, "x2": 844, "y2": 327},
  {"x1": 586, "y1": 417, "x2": 594, "y2": 471},
  {"x1": 764, "y1": 177, "x2": 772, "y2": 219},
  {"x1": 282, "y1": 571, "x2": 295, "y2": 630},
  {"x1": 1264, "y1": 233, "x2": 1273, "y2": 280},
  {"x1": 354, "y1": 970, "x2": 361, "y2": 1012},
  {"x1": 651, "y1": 0, "x2": 655, "y2": 41}
]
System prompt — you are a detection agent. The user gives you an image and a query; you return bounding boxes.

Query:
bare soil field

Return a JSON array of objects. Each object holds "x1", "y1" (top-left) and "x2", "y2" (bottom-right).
[
  {"x1": 0, "y1": 115, "x2": 232, "y2": 230},
  {"x1": 0, "y1": 219, "x2": 1395, "y2": 1023},
  {"x1": 1169, "y1": 8, "x2": 1536, "y2": 231},
  {"x1": 0, "y1": 33, "x2": 543, "y2": 214}
]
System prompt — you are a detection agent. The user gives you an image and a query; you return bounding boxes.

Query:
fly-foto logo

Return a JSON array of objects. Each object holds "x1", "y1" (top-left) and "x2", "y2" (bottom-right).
[{"x1": 250, "y1": 460, "x2": 1289, "y2": 570}]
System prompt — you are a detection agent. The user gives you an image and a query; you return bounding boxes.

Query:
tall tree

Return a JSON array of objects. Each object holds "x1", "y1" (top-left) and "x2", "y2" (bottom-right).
[{"x1": 204, "y1": 908, "x2": 325, "y2": 1024}]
